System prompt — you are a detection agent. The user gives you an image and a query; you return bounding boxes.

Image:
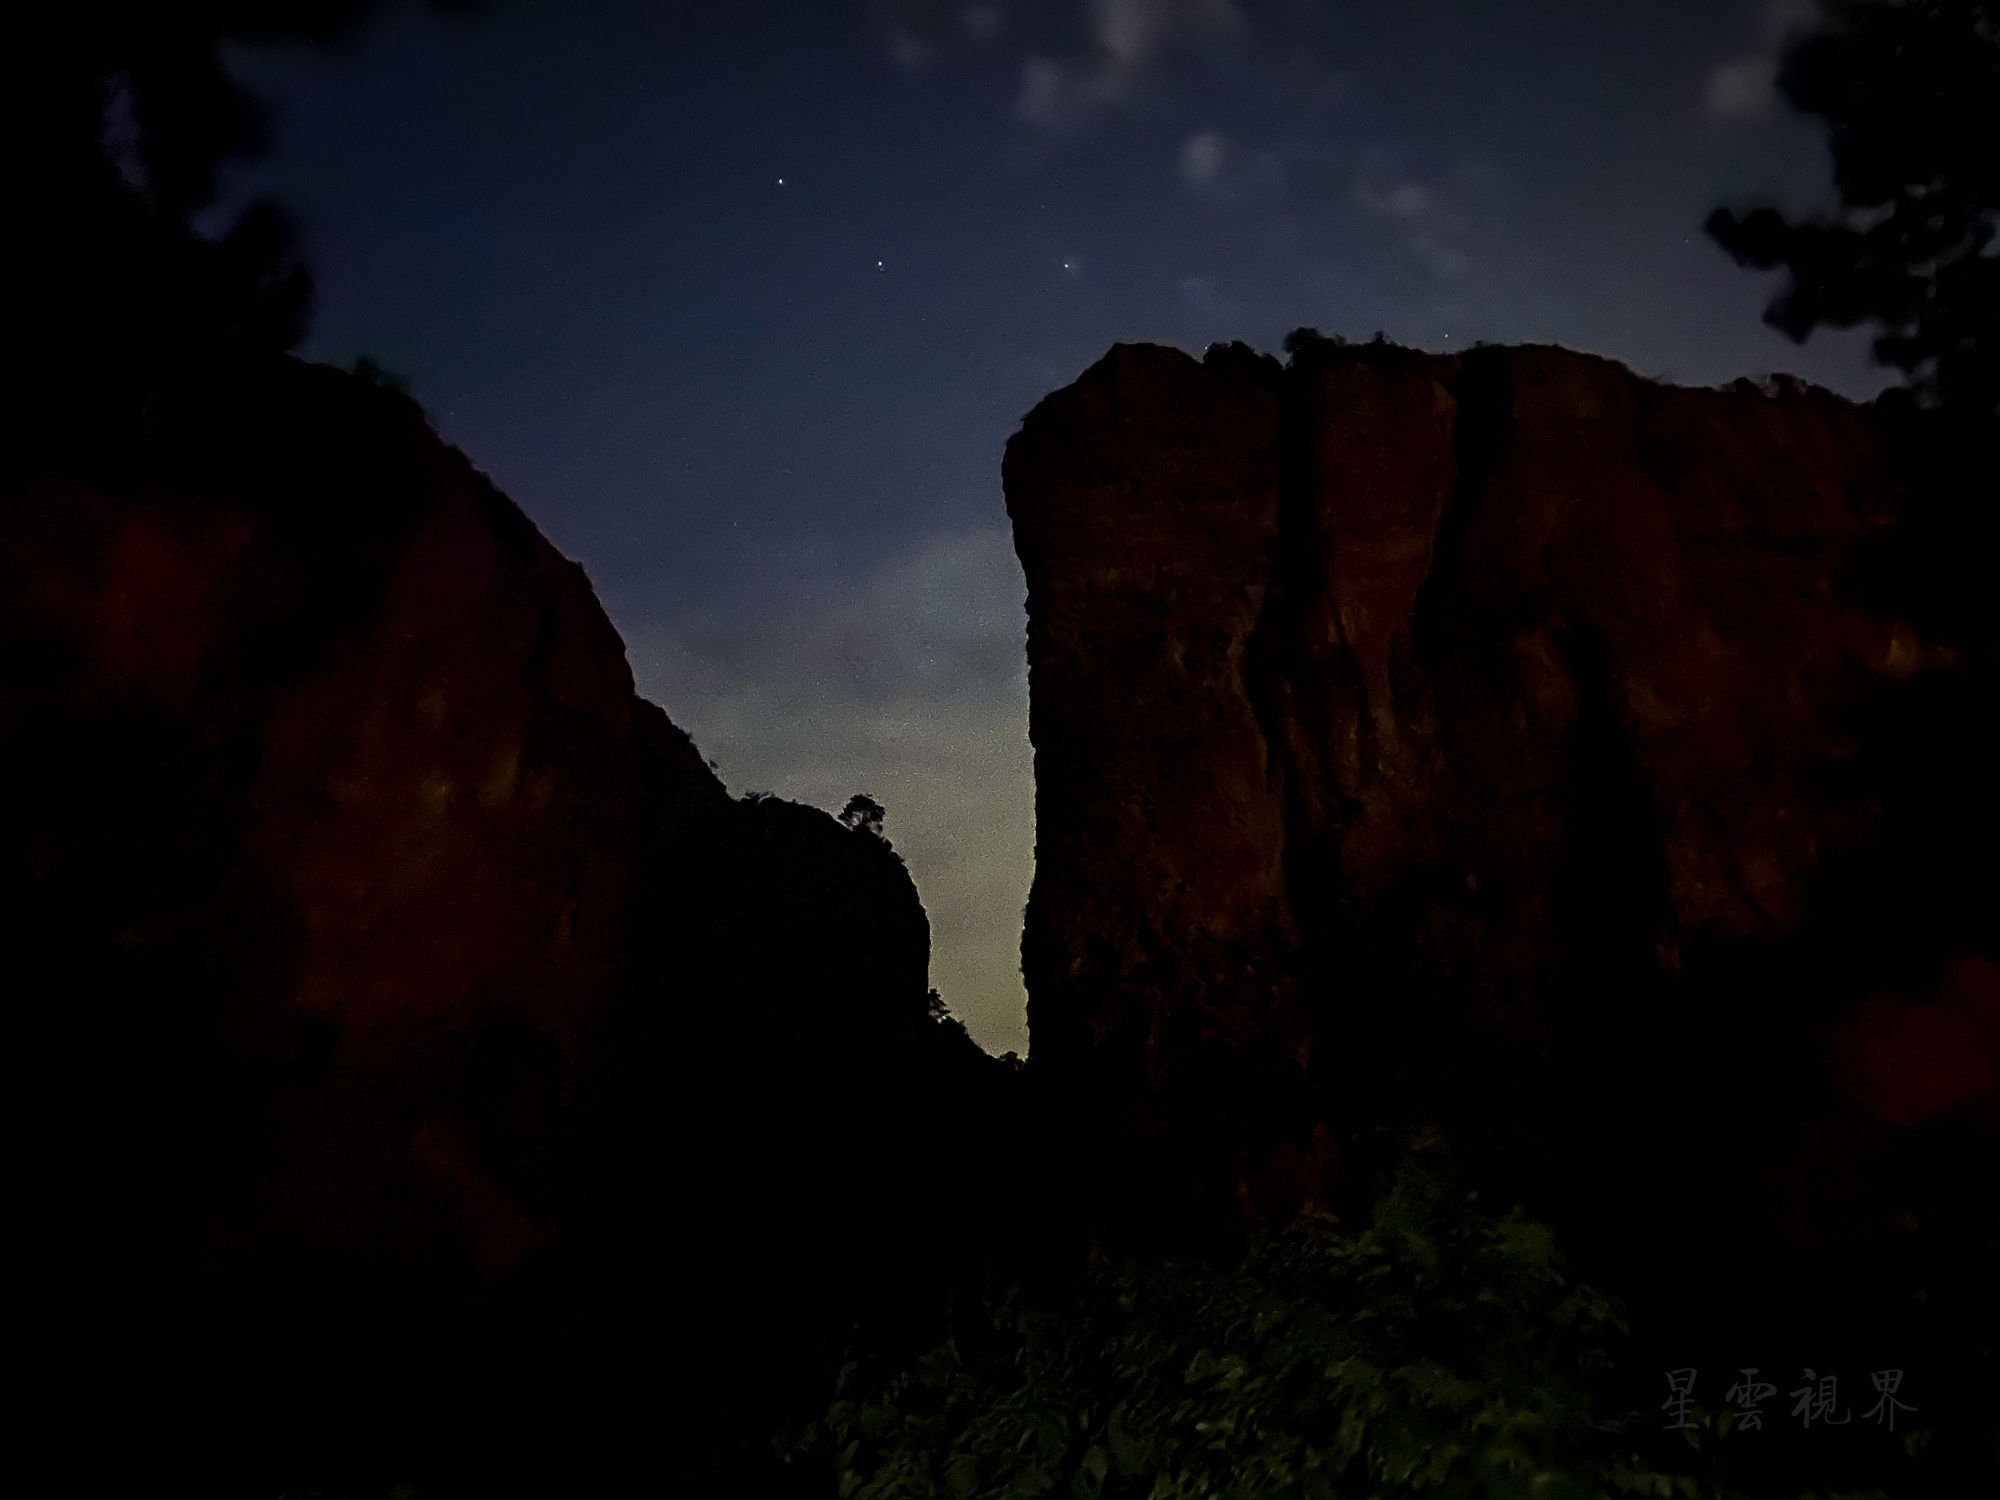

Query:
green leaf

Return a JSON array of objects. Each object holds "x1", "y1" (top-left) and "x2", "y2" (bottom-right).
[
  {"x1": 947, "y1": 1450, "x2": 983, "y2": 1499},
  {"x1": 1071, "y1": 1444, "x2": 1110, "y2": 1500}
]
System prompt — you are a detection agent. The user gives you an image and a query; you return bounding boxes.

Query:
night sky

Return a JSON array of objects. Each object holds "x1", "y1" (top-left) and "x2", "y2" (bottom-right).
[{"x1": 214, "y1": 0, "x2": 1890, "y2": 1057}]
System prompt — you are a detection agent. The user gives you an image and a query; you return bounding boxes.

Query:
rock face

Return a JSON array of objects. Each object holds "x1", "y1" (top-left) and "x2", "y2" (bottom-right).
[
  {"x1": 5, "y1": 361, "x2": 693, "y2": 1307},
  {"x1": 2, "y1": 355, "x2": 1012, "y2": 1492},
  {"x1": 1004, "y1": 338, "x2": 1998, "y2": 1286}
]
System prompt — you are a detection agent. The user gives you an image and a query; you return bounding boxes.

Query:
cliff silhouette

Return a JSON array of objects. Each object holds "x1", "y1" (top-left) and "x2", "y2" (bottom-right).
[
  {"x1": 5, "y1": 9, "x2": 1061, "y2": 1486},
  {"x1": 1005, "y1": 332, "x2": 1998, "y2": 1469},
  {"x1": 2, "y1": 349, "x2": 1041, "y2": 1495}
]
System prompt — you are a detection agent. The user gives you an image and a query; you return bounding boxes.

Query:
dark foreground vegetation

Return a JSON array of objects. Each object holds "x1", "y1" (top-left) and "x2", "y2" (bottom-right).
[
  {"x1": 244, "y1": 1128, "x2": 1985, "y2": 1499},
  {"x1": 772, "y1": 1150, "x2": 1952, "y2": 1500}
]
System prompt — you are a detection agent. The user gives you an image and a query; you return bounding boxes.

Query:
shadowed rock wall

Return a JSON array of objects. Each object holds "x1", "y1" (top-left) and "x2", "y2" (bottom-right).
[
  {"x1": 3, "y1": 355, "x2": 1019, "y2": 1495},
  {"x1": 5, "y1": 360, "x2": 691, "y2": 1307},
  {"x1": 1004, "y1": 339, "x2": 1997, "y2": 1288}
]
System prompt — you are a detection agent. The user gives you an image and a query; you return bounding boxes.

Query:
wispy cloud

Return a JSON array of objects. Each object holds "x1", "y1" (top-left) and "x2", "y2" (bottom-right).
[
  {"x1": 874, "y1": 0, "x2": 1010, "y2": 73},
  {"x1": 1179, "y1": 128, "x2": 1226, "y2": 186},
  {"x1": 1177, "y1": 126, "x2": 1286, "y2": 204},
  {"x1": 1703, "y1": 0, "x2": 1818, "y2": 121},
  {"x1": 1176, "y1": 272, "x2": 1233, "y2": 317},
  {"x1": 1352, "y1": 171, "x2": 1476, "y2": 282},
  {"x1": 627, "y1": 525, "x2": 1034, "y2": 1057},
  {"x1": 1016, "y1": 0, "x2": 1245, "y2": 127}
]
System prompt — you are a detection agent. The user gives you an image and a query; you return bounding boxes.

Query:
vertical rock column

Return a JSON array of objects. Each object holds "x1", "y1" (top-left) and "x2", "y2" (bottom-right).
[
  {"x1": 1005, "y1": 343, "x2": 1318, "y2": 1251},
  {"x1": 1006, "y1": 336, "x2": 1952, "y2": 1267}
]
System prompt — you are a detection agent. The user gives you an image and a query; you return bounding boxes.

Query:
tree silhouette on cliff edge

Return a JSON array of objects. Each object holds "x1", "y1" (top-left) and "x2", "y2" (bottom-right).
[
  {"x1": 1709, "y1": 0, "x2": 1998, "y2": 669},
  {"x1": 4, "y1": 1, "x2": 486, "y2": 391},
  {"x1": 1706, "y1": 0, "x2": 1998, "y2": 423}
]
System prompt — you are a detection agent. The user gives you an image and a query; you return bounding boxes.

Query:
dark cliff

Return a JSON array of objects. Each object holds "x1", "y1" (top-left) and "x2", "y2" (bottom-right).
[
  {"x1": 3, "y1": 354, "x2": 1020, "y2": 1494},
  {"x1": 1005, "y1": 336, "x2": 1998, "y2": 1402}
]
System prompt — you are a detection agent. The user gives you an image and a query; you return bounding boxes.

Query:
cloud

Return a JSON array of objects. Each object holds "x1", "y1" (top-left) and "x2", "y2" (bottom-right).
[
  {"x1": 1178, "y1": 128, "x2": 1226, "y2": 186},
  {"x1": 1018, "y1": 55, "x2": 1106, "y2": 125},
  {"x1": 627, "y1": 525, "x2": 1034, "y2": 1057},
  {"x1": 1352, "y1": 172, "x2": 1475, "y2": 281},
  {"x1": 1355, "y1": 180, "x2": 1440, "y2": 223},
  {"x1": 1177, "y1": 273, "x2": 1232, "y2": 316},
  {"x1": 1177, "y1": 126, "x2": 1286, "y2": 204},
  {"x1": 874, "y1": 0, "x2": 1009, "y2": 72},
  {"x1": 1705, "y1": 57, "x2": 1774, "y2": 119},
  {"x1": 1016, "y1": 0, "x2": 1245, "y2": 128},
  {"x1": 1704, "y1": 0, "x2": 1818, "y2": 120},
  {"x1": 887, "y1": 29, "x2": 934, "y2": 71},
  {"x1": 960, "y1": 3, "x2": 1004, "y2": 41}
]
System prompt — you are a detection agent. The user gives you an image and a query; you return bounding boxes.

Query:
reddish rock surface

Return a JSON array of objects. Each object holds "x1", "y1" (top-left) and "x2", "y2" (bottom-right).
[
  {"x1": 3, "y1": 356, "x2": 1009, "y2": 1490},
  {"x1": 3, "y1": 362, "x2": 722, "y2": 1314},
  {"x1": 1004, "y1": 338, "x2": 1994, "y2": 1275}
]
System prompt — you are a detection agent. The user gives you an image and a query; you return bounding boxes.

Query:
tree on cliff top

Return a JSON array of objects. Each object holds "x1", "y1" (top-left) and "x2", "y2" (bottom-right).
[
  {"x1": 1705, "y1": 0, "x2": 2000, "y2": 424},
  {"x1": 841, "y1": 792, "x2": 889, "y2": 839}
]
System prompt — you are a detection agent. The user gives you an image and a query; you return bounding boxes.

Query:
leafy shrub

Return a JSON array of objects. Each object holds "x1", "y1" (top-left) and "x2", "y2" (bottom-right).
[{"x1": 777, "y1": 1156, "x2": 1863, "y2": 1500}]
